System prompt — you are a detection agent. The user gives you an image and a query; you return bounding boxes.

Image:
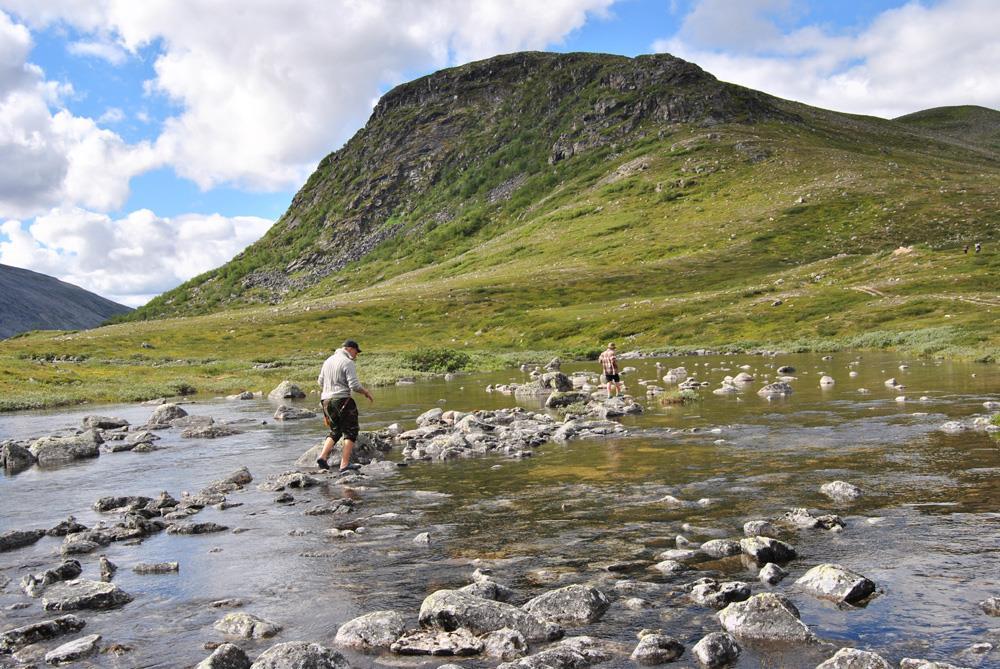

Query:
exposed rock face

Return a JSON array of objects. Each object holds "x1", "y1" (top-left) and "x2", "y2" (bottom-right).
[
  {"x1": 29, "y1": 430, "x2": 102, "y2": 466},
  {"x1": 816, "y1": 648, "x2": 892, "y2": 669},
  {"x1": 691, "y1": 632, "x2": 741, "y2": 668},
  {"x1": 717, "y1": 593, "x2": 814, "y2": 643},
  {"x1": 630, "y1": 634, "x2": 684, "y2": 665},
  {"x1": 795, "y1": 564, "x2": 877, "y2": 605},
  {"x1": 333, "y1": 610, "x2": 406, "y2": 649},
  {"x1": 214, "y1": 612, "x2": 282, "y2": 639},
  {"x1": 248, "y1": 642, "x2": 348, "y2": 669},
  {"x1": 196, "y1": 643, "x2": 252, "y2": 669},
  {"x1": 521, "y1": 584, "x2": 611, "y2": 624},
  {"x1": 418, "y1": 589, "x2": 563, "y2": 642},
  {"x1": 41, "y1": 579, "x2": 133, "y2": 611},
  {"x1": 0, "y1": 615, "x2": 86, "y2": 653}
]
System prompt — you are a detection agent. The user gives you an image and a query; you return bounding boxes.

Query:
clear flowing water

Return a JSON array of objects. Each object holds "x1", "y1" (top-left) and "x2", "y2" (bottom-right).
[{"x1": 1, "y1": 352, "x2": 998, "y2": 668}]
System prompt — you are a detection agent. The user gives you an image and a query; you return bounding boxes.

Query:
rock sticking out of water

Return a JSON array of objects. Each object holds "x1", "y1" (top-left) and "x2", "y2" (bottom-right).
[
  {"x1": 630, "y1": 634, "x2": 684, "y2": 665},
  {"x1": 44, "y1": 633, "x2": 102, "y2": 664},
  {"x1": 522, "y1": 584, "x2": 611, "y2": 624},
  {"x1": 195, "y1": 642, "x2": 251, "y2": 669},
  {"x1": 248, "y1": 641, "x2": 347, "y2": 669},
  {"x1": 795, "y1": 563, "x2": 877, "y2": 605},
  {"x1": 418, "y1": 589, "x2": 563, "y2": 642},
  {"x1": 717, "y1": 593, "x2": 814, "y2": 643},
  {"x1": 816, "y1": 647, "x2": 892, "y2": 669},
  {"x1": 691, "y1": 631, "x2": 741, "y2": 668},
  {"x1": 42, "y1": 579, "x2": 133, "y2": 611},
  {"x1": 820, "y1": 481, "x2": 863, "y2": 502},
  {"x1": 0, "y1": 615, "x2": 86, "y2": 653},
  {"x1": 21, "y1": 559, "x2": 82, "y2": 597},
  {"x1": 214, "y1": 612, "x2": 282, "y2": 639},
  {"x1": 0, "y1": 528, "x2": 46, "y2": 553},
  {"x1": 334, "y1": 610, "x2": 406, "y2": 649}
]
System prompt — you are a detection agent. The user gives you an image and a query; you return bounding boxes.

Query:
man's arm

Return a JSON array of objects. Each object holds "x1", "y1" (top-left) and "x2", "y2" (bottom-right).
[{"x1": 345, "y1": 360, "x2": 374, "y2": 402}]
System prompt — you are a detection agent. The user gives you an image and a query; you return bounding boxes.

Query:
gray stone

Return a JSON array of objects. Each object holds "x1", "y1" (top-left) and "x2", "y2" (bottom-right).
[
  {"x1": 899, "y1": 660, "x2": 972, "y2": 669},
  {"x1": 390, "y1": 628, "x2": 484, "y2": 656},
  {"x1": 30, "y1": 430, "x2": 101, "y2": 466},
  {"x1": 483, "y1": 628, "x2": 528, "y2": 661},
  {"x1": 759, "y1": 563, "x2": 788, "y2": 585},
  {"x1": 94, "y1": 495, "x2": 153, "y2": 512},
  {"x1": 979, "y1": 597, "x2": 1000, "y2": 616},
  {"x1": 717, "y1": 593, "x2": 813, "y2": 642},
  {"x1": 171, "y1": 415, "x2": 215, "y2": 429},
  {"x1": 419, "y1": 589, "x2": 563, "y2": 642},
  {"x1": 60, "y1": 536, "x2": 100, "y2": 556},
  {"x1": 795, "y1": 564, "x2": 877, "y2": 605},
  {"x1": 21, "y1": 560, "x2": 82, "y2": 597},
  {"x1": 83, "y1": 415, "x2": 129, "y2": 429},
  {"x1": 777, "y1": 508, "x2": 845, "y2": 531},
  {"x1": 1, "y1": 441, "x2": 36, "y2": 473},
  {"x1": 0, "y1": 528, "x2": 45, "y2": 552},
  {"x1": 258, "y1": 471, "x2": 321, "y2": 492},
  {"x1": 273, "y1": 405, "x2": 317, "y2": 421},
  {"x1": 99, "y1": 556, "x2": 117, "y2": 581},
  {"x1": 545, "y1": 391, "x2": 590, "y2": 408},
  {"x1": 743, "y1": 520, "x2": 776, "y2": 537},
  {"x1": 816, "y1": 647, "x2": 892, "y2": 669},
  {"x1": 0, "y1": 615, "x2": 86, "y2": 653},
  {"x1": 249, "y1": 642, "x2": 348, "y2": 669},
  {"x1": 692, "y1": 631, "x2": 741, "y2": 668},
  {"x1": 182, "y1": 424, "x2": 243, "y2": 439},
  {"x1": 522, "y1": 584, "x2": 611, "y2": 624},
  {"x1": 167, "y1": 522, "x2": 228, "y2": 535},
  {"x1": 758, "y1": 382, "x2": 793, "y2": 397},
  {"x1": 149, "y1": 402, "x2": 187, "y2": 423},
  {"x1": 133, "y1": 561, "x2": 180, "y2": 575},
  {"x1": 700, "y1": 539, "x2": 742, "y2": 558},
  {"x1": 459, "y1": 579, "x2": 516, "y2": 603},
  {"x1": 333, "y1": 610, "x2": 406, "y2": 649},
  {"x1": 740, "y1": 536, "x2": 797, "y2": 565},
  {"x1": 690, "y1": 580, "x2": 751, "y2": 609},
  {"x1": 214, "y1": 612, "x2": 282, "y2": 639},
  {"x1": 820, "y1": 481, "x2": 862, "y2": 502},
  {"x1": 196, "y1": 643, "x2": 252, "y2": 669},
  {"x1": 46, "y1": 517, "x2": 87, "y2": 537},
  {"x1": 44, "y1": 633, "x2": 101, "y2": 664},
  {"x1": 267, "y1": 381, "x2": 306, "y2": 401},
  {"x1": 651, "y1": 559, "x2": 691, "y2": 575},
  {"x1": 630, "y1": 634, "x2": 684, "y2": 665},
  {"x1": 42, "y1": 579, "x2": 133, "y2": 611},
  {"x1": 496, "y1": 636, "x2": 615, "y2": 669}
]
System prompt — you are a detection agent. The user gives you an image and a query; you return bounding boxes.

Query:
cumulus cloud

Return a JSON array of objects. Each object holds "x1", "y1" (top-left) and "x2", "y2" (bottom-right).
[
  {"x1": 0, "y1": 208, "x2": 272, "y2": 306},
  {"x1": 67, "y1": 38, "x2": 127, "y2": 65},
  {"x1": 653, "y1": 0, "x2": 1000, "y2": 119}
]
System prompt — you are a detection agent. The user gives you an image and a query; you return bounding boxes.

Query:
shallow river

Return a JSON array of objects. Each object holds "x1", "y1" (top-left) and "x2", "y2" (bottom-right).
[{"x1": 1, "y1": 352, "x2": 998, "y2": 668}]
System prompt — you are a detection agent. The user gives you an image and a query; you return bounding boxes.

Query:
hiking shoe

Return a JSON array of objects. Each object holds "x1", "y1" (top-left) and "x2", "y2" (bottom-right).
[
  {"x1": 342, "y1": 463, "x2": 362, "y2": 471},
  {"x1": 316, "y1": 458, "x2": 330, "y2": 470}
]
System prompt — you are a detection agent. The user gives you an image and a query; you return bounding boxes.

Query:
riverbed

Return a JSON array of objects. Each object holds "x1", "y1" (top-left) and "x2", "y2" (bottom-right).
[{"x1": 1, "y1": 352, "x2": 998, "y2": 668}]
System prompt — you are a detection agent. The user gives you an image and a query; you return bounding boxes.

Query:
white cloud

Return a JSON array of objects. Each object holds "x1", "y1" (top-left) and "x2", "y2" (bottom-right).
[
  {"x1": 0, "y1": 208, "x2": 273, "y2": 306},
  {"x1": 97, "y1": 106, "x2": 123, "y2": 123},
  {"x1": 654, "y1": 0, "x2": 1000, "y2": 118},
  {"x1": 67, "y1": 38, "x2": 127, "y2": 65}
]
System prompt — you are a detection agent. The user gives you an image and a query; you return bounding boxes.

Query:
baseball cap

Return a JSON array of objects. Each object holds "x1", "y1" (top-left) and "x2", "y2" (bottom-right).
[{"x1": 342, "y1": 339, "x2": 362, "y2": 352}]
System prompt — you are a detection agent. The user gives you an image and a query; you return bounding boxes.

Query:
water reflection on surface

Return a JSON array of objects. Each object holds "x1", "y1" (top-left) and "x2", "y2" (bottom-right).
[{"x1": 1, "y1": 352, "x2": 998, "y2": 668}]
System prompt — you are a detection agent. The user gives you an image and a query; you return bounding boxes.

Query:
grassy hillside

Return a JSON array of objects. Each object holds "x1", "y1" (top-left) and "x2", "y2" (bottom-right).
[
  {"x1": 1, "y1": 53, "x2": 998, "y2": 410},
  {"x1": 895, "y1": 105, "x2": 1000, "y2": 153}
]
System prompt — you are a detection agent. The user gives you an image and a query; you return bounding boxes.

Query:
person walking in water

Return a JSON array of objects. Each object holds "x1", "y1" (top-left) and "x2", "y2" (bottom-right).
[
  {"x1": 599, "y1": 342, "x2": 622, "y2": 398},
  {"x1": 316, "y1": 339, "x2": 374, "y2": 475}
]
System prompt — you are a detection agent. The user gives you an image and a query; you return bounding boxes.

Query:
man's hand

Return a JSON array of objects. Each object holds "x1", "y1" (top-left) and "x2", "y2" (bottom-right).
[{"x1": 363, "y1": 389, "x2": 374, "y2": 403}]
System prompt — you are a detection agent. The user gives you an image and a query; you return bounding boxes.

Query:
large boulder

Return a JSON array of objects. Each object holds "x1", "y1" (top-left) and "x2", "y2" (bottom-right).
[
  {"x1": 690, "y1": 580, "x2": 751, "y2": 609},
  {"x1": 390, "y1": 628, "x2": 484, "y2": 656},
  {"x1": 0, "y1": 615, "x2": 86, "y2": 653},
  {"x1": 545, "y1": 391, "x2": 591, "y2": 409},
  {"x1": 333, "y1": 610, "x2": 406, "y2": 649},
  {"x1": 630, "y1": 634, "x2": 684, "y2": 665},
  {"x1": 83, "y1": 415, "x2": 129, "y2": 429},
  {"x1": 294, "y1": 431, "x2": 393, "y2": 468},
  {"x1": 758, "y1": 382, "x2": 793, "y2": 398},
  {"x1": 496, "y1": 636, "x2": 615, "y2": 669},
  {"x1": 268, "y1": 381, "x2": 306, "y2": 401},
  {"x1": 418, "y1": 589, "x2": 563, "y2": 642},
  {"x1": 1, "y1": 441, "x2": 36, "y2": 473},
  {"x1": 522, "y1": 584, "x2": 610, "y2": 624},
  {"x1": 214, "y1": 613, "x2": 282, "y2": 639},
  {"x1": 249, "y1": 642, "x2": 348, "y2": 669},
  {"x1": 196, "y1": 643, "x2": 252, "y2": 669},
  {"x1": 29, "y1": 430, "x2": 102, "y2": 466},
  {"x1": 816, "y1": 648, "x2": 892, "y2": 669},
  {"x1": 717, "y1": 593, "x2": 814, "y2": 643},
  {"x1": 273, "y1": 405, "x2": 317, "y2": 421},
  {"x1": 41, "y1": 579, "x2": 133, "y2": 611},
  {"x1": 149, "y1": 403, "x2": 187, "y2": 424},
  {"x1": 691, "y1": 632, "x2": 741, "y2": 668},
  {"x1": 0, "y1": 528, "x2": 45, "y2": 552},
  {"x1": 740, "y1": 536, "x2": 797, "y2": 565},
  {"x1": 795, "y1": 564, "x2": 877, "y2": 605}
]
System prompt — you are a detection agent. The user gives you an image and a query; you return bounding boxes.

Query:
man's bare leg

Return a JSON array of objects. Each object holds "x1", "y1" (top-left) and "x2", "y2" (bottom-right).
[
  {"x1": 339, "y1": 438, "x2": 355, "y2": 471},
  {"x1": 317, "y1": 436, "x2": 336, "y2": 469}
]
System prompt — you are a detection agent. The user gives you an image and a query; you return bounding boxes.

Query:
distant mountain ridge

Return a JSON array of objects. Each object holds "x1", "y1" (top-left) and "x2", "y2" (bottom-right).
[
  {"x1": 895, "y1": 105, "x2": 1000, "y2": 154},
  {"x1": 0, "y1": 264, "x2": 132, "y2": 339}
]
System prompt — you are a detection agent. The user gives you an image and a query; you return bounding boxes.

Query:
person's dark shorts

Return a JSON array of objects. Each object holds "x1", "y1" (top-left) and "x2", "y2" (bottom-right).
[
  {"x1": 604, "y1": 373, "x2": 621, "y2": 383},
  {"x1": 321, "y1": 397, "x2": 360, "y2": 442}
]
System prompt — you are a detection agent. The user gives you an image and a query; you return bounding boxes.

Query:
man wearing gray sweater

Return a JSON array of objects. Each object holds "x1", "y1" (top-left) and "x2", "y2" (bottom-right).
[{"x1": 316, "y1": 339, "x2": 374, "y2": 474}]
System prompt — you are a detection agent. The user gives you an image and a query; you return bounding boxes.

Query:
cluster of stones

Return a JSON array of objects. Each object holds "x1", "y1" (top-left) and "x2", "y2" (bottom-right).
[
  {"x1": 939, "y1": 401, "x2": 1000, "y2": 434},
  {"x1": 0, "y1": 403, "x2": 248, "y2": 475}
]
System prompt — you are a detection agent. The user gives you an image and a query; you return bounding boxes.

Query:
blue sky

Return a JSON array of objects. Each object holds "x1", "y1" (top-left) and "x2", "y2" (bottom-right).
[{"x1": 0, "y1": 0, "x2": 996, "y2": 306}]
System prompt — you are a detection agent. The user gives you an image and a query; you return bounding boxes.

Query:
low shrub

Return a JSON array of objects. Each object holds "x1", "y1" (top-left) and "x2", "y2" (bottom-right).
[{"x1": 402, "y1": 348, "x2": 471, "y2": 373}]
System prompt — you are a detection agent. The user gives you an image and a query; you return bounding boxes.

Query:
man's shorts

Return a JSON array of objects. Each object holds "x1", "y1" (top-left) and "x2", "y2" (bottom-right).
[
  {"x1": 603, "y1": 373, "x2": 621, "y2": 383},
  {"x1": 321, "y1": 397, "x2": 360, "y2": 442}
]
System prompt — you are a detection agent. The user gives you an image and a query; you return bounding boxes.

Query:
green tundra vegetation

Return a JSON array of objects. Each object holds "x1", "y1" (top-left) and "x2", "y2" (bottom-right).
[{"x1": 1, "y1": 53, "x2": 998, "y2": 410}]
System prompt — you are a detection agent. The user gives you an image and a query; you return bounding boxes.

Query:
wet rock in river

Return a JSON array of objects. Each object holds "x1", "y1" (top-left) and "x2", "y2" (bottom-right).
[
  {"x1": 522, "y1": 584, "x2": 611, "y2": 624},
  {"x1": 758, "y1": 382, "x2": 793, "y2": 398},
  {"x1": 182, "y1": 424, "x2": 243, "y2": 439},
  {"x1": 267, "y1": 381, "x2": 306, "y2": 401},
  {"x1": 273, "y1": 404, "x2": 316, "y2": 421},
  {"x1": 743, "y1": 520, "x2": 776, "y2": 537},
  {"x1": 717, "y1": 593, "x2": 814, "y2": 643},
  {"x1": 333, "y1": 610, "x2": 406, "y2": 649},
  {"x1": 776, "y1": 508, "x2": 844, "y2": 531},
  {"x1": 899, "y1": 659, "x2": 973, "y2": 669},
  {"x1": 496, "y1": 636, "x2": 616, "y2": 669},
  {"x1": 816, "y1": 647, "x2": 892, "y2": 669},
  {"x1": 94, "y1": 495, "x2": 152, "y2": 512},
  {"x1": 391, "y1": 628, "x2": 484, "y2": 656},
  {"x1": 459, "y1": 578, "x2": 516, "y2": 603},
  {"x1": 419, "y1": 589, "x2": 563, "y2": 642},
  {"x1": 44, "y1": 633, "x2": 101, "y2": 664},
  {"x1": 1, "y1": 441, "x2": 36, "y2": 473},
  {"x1": 149, "y1": 402, "x2": 187, "y2": 424},
  {"x1": 195, "y1": 642, "x2": 251, "y2": 669},
  {"x1": 0, "y1": 615, "x2": 86, "y2": 653},
  {"x1": 21, "y1": 560, "x2": 82, "y2": 597},
  {"x1": 689, "y1": 579, "x2": 751, "y2": 609},
  {"x1": 699, "y1": 539, "x2": 742, "y2": 558},
  {"x1": 692, "y1": 631, "x2": 741, "y2": 668},
  {"x1": 42, "y1": 579, "x2": 133, "y2": 611},
  {"x1": 545, "y1": 391, "x2": 590, "y2": 408},
  {"x1": 99, "y1": 556, "x2": 117, "y2": 581},
  {"x1": 248, "y1": 641, "x2": 347, "y2": 669},
  {"x1": 258, "y1": 470, "x2": 320, "y2": 492},
  {"x1": 979, "y1": 597, "x2": 999, "y2": 616},
  {"x1": 484, "y1": 627, "x2": 528, "y2": 660},
  {"x1": 29, "y1": 430, "x2": 102, "y2": 466},
  {"x1": 740, "y1": 536, "x2": 797, "y2": 565},
  {"x1": 630, "y1": 633, "x2": 684, "y2": 665},
  {"x1": 60, "y1": 536, "x2": 101, "y2": 556},
  {"x1": 651, "y1": 559, "x2": 691, "y2": 575},
  {"x1": 214, "y1": 612, "x2": 282, "y2": 639},
  {"x1": 796, "y1": 564, "x2": 876, "y2": 605},
  {"x1": 167, "y1": 522, "x2": 228, "y2": 535},
  {"x1": 83, "y1": 415, "x2": 129, "y2": 430},
  {"x1": 0, "y1": 528, "x2": 45, "y2": 552},
  {"x1": 133, "y1": 562, "x2": 179, "y2": 575},
  {"x1": 46, "y1": 516, "x2": 87, "y2": 537},
  {"x1": 759, "y1": 562, "x2": 788, "y2": 585},
  {"x1": 820, "y1": 481, "x2": 862, "y2": 502}
]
